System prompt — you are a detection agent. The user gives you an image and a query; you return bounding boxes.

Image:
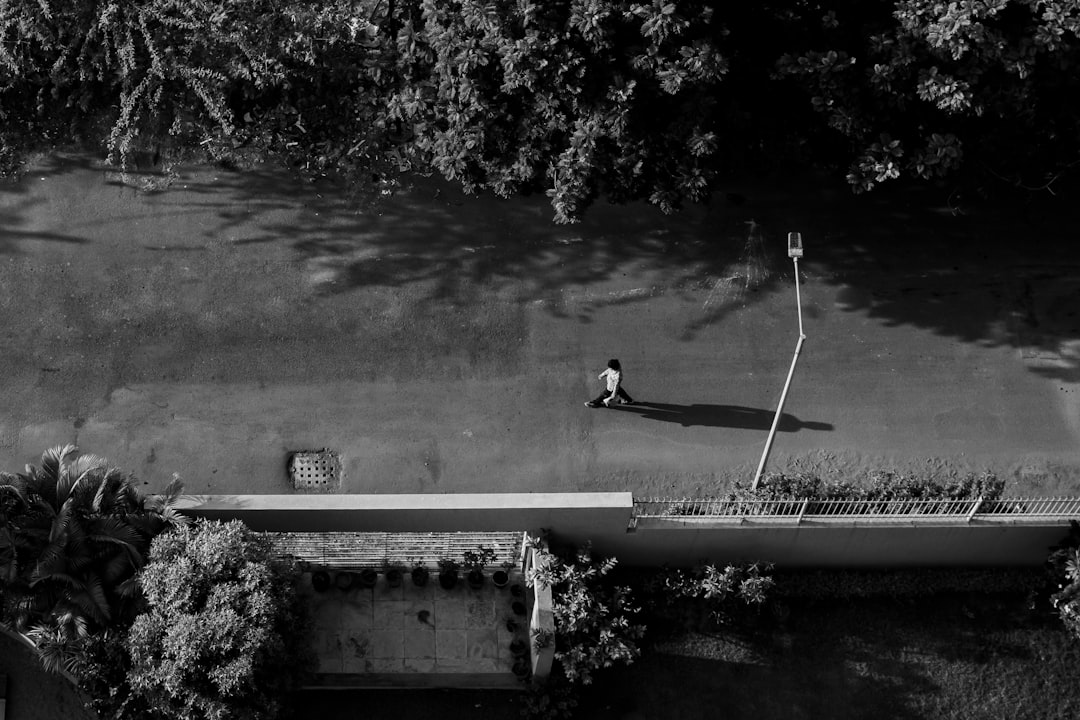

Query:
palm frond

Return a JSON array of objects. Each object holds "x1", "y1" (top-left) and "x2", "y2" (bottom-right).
[
  {"x1": 100, "y1": 550, "x2": 138, "y2": 584},
  {"x1": 116, "y1": 574, "x2": 141, "y2": 599},
  {"x1": 0, "y1": 476, "x2": 29, "y2": 510},
  {"x1": 77, "y1": 574, "x2": 112, "y2": 625},
  {"x1": 40, "y1": 445, "x2": 76, "y2": 481},
  {"x1": 32, "y1": 542, "x2": 72, "y2": 582},
  {"x1": 41, "y1": 445, "x2": 79, "y2": 506},
  {"x1": 47, "y1": 500, "x2": 73, "y2": 545}
]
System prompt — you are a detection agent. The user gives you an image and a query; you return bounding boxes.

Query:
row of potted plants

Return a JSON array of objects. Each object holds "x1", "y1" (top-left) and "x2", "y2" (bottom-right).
[{"x1": 309, "y1": 545, "x2": 518, "y2": 592}]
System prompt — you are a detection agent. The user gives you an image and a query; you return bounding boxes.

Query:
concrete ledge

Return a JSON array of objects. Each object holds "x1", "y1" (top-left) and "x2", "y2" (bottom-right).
[{"x1": 177, "y1": 493, "x2": 634, "y2": 534}]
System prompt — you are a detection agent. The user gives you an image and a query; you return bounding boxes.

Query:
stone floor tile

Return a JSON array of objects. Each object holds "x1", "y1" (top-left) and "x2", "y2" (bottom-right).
[
  {"x1": 402, "y1": 578, "x2": 435, "y2": 601},
  {"x1": 308, "y1": 595, "x2": 344, "y2": 629},
  {"x1": 374, "y1": 576, "x2": 405, "y2": 601},
  {"x1": 341, "y1": 597, "x2": 374, "y2": 630},
  {"x1": 313, "y1": 628, "x2": 343, "y2": 673},
  {"x1": 435, "y1": 629, "x2": 467, "y2": 660},
  {"x1": 402, "y1": 600, "x2": 435, "y2": 629},
  {"x1": 369, "y1": 629, "x2": 404, "y2": 659},
  {"x1": 371, "y1": 659, "x2": 405, "y2": 674},
  {"x1": 403, "y1": 657, "x2": 437, "y2": 673},
  {"x1": 466, "y1": 629, "x2": 498, "y2": 660},
  {"x1": 341, "y1": 631, "x2": 371, "y2": 661},
  {"x1": 496, "y1": 621, "x2": 520, "y2": 652},
  {"x1": 435, "y1": 657, "x2": 473, "y2": 670},
  {"x1": 342, "y1": 655, "x2": 374, "y2": 674},
  {"x1": 465, "y1": 597, "x2": 496, "y2": 629},
  {"x1": 373, "y1": 600, "x2": 408, "y2": 629},
  {"x1": 403, "y1": 627, "x2": 436, "y2": 659},
  {"x1": 434, "y1": 599, "x2": 469, "y2": 629}
]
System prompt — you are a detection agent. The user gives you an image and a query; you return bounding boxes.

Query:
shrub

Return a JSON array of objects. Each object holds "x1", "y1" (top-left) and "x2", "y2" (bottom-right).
[
  {"x1": 645, "y1": 562, "x2": 775, "y2": 628},
  {"x1": 729, "y1": 469, "x2": 1005, "y2": 503},
  {"x1": 526, "y1": 538, "x2": 644, "y2": 687},
  {"x1": 1048, "y1": 521, "x2": 1080, "y2": 640},
  {"x1": 125, "y1": 519, "x2": 313, "y2": 720}
]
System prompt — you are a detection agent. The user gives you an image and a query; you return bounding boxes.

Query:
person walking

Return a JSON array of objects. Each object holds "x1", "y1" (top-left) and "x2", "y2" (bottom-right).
[{"x1": 585, "y1": 358, "x2": 635, "y2": 408}]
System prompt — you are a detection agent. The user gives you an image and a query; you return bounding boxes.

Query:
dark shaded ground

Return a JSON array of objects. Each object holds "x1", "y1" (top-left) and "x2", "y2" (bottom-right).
[
  {"x1": 283, "y1": 591, "x2": 1080, "y2": 720},
  {"x1": 0, "y1": 633, "x2": 95, "y2": 720}
]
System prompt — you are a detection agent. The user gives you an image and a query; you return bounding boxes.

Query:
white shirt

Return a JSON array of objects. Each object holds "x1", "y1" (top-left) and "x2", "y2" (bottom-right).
[{"x1": 599, "y1": 368, "x2": 621, "y2": 392}]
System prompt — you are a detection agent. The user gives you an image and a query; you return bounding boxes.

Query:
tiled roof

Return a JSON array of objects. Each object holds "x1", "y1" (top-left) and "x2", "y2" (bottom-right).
[{"x1": 267, "y1": 531, "x2": 525, "y2": 569}]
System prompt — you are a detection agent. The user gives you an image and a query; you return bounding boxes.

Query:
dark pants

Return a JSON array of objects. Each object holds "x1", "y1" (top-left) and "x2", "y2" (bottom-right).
[{"x1": 591, "y1": 386, "x2": 634, "y2": 405}]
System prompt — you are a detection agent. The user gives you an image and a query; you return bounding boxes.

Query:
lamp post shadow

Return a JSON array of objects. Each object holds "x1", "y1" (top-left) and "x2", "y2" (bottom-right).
[{"x1": 611, "y1": 402, "x2": 833, "y2": 431}]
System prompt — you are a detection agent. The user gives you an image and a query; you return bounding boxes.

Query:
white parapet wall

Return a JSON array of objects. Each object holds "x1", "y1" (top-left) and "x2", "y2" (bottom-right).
[
  {"x1": 176, "y1": 493, "x2": 1080, "y2": 568},
  {"x1": 177, "y1": 492, "x2": 635, "y2": 535}
]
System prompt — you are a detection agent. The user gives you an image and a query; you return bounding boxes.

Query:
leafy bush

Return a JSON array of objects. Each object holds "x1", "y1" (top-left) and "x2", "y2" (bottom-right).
[
  {"x1": 1048, "y1": 521, "x2": 1080, "y2": 640},
  {"x1": 644, "y1": 562, "x2": 775, "y2": 628},
  {"x1": 526, "y1": 538, "x2": 644, "y2": 687},
  {"x1": 730, "y1": 469, "x2": 1005, "y2": 502},
  {"x1": 124, "y1": 519, "x2": 313, "y2": 720}
]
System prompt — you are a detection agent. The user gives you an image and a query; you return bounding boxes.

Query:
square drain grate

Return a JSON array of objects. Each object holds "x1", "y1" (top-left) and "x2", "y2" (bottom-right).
[{"x1": 289, "y1": 449, "x2": 342, "y2": 492}]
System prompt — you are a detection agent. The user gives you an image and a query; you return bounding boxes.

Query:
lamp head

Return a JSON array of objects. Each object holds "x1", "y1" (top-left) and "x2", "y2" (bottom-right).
[{"x1": 787, "y1": 231, "x2": 803, "y2": 258}]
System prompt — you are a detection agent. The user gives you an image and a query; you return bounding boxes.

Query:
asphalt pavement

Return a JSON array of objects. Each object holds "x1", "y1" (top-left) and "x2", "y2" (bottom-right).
[{"x1": 1, "y1": 153, "x2": 1078, "y2": 497}]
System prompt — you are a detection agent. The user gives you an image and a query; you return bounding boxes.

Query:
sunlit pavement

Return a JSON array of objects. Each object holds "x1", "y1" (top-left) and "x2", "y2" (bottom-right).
[{"x1": 2, "y1": 154, "x2": 1079, "y2": 496}]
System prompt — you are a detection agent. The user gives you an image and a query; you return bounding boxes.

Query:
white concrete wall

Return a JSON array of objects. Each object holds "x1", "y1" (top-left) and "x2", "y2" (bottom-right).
[
  {"x1": 177, "y1": 493, "x2": 634, "y2": 535},
  {"x1": 177, "y1": 493, "x2": 1076, "y2": 568}
]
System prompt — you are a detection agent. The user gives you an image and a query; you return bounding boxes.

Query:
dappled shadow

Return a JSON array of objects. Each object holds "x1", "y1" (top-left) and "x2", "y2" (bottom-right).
[
  {"x1": 797, "y1": 179, "x2": 1080, "y2": 382},
  {"x1": 580, "y1": 592, "x2": 1064, "y2": 720},
  {"x1": 612, "y1": 402, "x2": 834, "y2": 431},
  {"x1": 584, "y1": 648, "x2": 929, "y2": 720},
  {"x1": 7, "y1": 153, "x2": 1080, "y2": 381},
  {"x1": 0, "y1": 196, "x2": 90, "y2": 253},
  {"x1": 185, "y1": 166, "x2": 788, "y2": 335}
]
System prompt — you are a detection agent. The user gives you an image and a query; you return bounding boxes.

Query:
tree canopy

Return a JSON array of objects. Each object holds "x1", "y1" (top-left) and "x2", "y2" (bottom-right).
[
  {"x1": 0, "y1": 445, "x2": 185, "y2": 673},
  {"x1": 125, "y1": 519, "x2": 311, "y2": 720},
  {"x1": 2, "y1": 0, "x2": 1078, "y2": 219}
]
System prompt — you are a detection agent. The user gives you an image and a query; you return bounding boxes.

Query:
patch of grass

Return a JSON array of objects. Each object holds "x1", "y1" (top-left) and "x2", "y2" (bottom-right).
[{"x1": 579, "y1": 593, "x2": 1080, "y2": 720}]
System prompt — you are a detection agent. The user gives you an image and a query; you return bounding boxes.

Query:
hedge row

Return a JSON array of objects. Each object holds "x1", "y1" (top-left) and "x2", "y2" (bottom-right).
[{"x1": 729, "y1": 470, "x2": 1005, "y2": 502}]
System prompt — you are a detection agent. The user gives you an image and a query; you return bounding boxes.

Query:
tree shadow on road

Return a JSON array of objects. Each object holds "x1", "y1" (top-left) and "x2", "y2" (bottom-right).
[{"x1": 613, "y1": 402, "x2": 834, "y2": 431}]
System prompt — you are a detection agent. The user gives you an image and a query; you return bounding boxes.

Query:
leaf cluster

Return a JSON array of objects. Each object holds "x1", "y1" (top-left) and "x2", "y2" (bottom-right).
[
  {"x1": 526, "y1": 538, "x2": 644, "y2": 686},
  {"x1": 728, "y1": 469, "x2": 1005, "y2": 503},
  {"x1": 124, "y1": 519, "x2": 313, "y2": 720},
  {"x1": 0, "y1": 445, "x2": 186, "y2": 675}
]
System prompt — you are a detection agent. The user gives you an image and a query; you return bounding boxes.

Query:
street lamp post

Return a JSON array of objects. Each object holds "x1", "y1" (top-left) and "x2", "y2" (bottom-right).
[{"x1": 751, "y1": 232, "x2": 806, "y2": 490}]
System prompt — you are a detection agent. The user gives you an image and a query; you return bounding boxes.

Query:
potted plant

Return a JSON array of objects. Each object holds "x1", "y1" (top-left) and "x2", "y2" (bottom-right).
[
  {"x1": 311, "y1": 570, "x2": 331, "y2": 592},
  {"x1": 492, "y1": 561, "x2": 513, "y2": 589},
  {"x1": 358, "y1": 568, "x2": 378, "y2": 588},
  {"x1": 531, "y1": 627, "x2": 553, "y2": 652},
  {"x1": 509, "y1": 638, "x2": 529, "y2": 657},
  {"x1": 335, "y1": 571, "x2": 354, "y2": 591},
  {"x1": 463, "y1": 546, "x2": 497, "y2": 590},
  {"x1": 411, "y1": 563, "x2": 430, "y2": 587},
  {"x1": 383, "y1": 560, "x2": 404, "y2": 588},
  {"x1": 512, "y1": 658, "x2": 530, "y2": 679},
  {"x1": 438, "y1": 558, "x2": 460, "y2": 590},
  {"x1": 512, "y1": 600, "x2": 527, "y2": 616}
]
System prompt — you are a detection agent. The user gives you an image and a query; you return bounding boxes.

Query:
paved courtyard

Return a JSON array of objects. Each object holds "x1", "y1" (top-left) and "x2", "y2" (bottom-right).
[{"x1": 301, "y1": 569, "x2": 527, "y2": 688}]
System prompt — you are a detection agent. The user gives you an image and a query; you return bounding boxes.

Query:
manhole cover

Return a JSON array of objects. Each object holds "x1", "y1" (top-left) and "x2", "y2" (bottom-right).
[{"x1": 289, "y1": 449, "x2": 342, "y2": 492}]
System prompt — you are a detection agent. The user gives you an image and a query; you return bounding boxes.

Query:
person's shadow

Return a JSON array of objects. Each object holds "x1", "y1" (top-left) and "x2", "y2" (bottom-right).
[{"x1": 613, "y1": 402, "x2": 834, "y2": 431}]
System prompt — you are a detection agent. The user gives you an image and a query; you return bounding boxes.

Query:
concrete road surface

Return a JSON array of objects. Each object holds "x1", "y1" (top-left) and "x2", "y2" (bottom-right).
[{"x1": 2, "y1": 153, "x2": 1078, "y2": 497}]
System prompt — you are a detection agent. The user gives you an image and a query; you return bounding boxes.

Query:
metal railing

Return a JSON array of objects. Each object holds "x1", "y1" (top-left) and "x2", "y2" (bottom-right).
[{"x1": 633, "y1": 497, "x2": 1080, "y2": 523}]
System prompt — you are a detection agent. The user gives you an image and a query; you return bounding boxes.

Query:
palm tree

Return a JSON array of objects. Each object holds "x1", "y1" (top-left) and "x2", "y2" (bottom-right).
[{"x1": 0, "y1": 445, "x2": 187, "y2": 673}]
